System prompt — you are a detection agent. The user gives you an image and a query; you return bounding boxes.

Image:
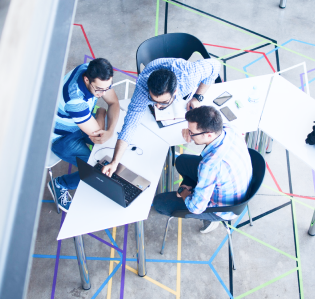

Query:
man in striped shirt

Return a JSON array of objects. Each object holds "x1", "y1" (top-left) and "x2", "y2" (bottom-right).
[
  {"x1": 48, "y1": 58, "x2": 120, "y2": 211},
  {"x1": 153, "y1": 106, "x2": 252, "y2": 233},
  {"x1": 101, "y1": 58, "x2": 221, "y2": 177}
]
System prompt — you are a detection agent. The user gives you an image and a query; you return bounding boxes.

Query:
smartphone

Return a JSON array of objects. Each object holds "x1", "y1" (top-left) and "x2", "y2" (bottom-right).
[
  {"x1": 220, "y1": 106, "x2": 237, "y2": 121},
  {"x1": 213, "y1": 91, "x2": 232, "y2": 106}
]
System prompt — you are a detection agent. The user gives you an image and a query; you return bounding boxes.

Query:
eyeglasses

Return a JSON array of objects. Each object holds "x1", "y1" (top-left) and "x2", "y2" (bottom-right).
[
  {"x1": 90, "y1": 81, "x2": 112, "y2": 95},
  {"x1": 148, "y1": 93, "x2": 175, "y2": 110},
  {"x1": 189, "y1": 131, "x2": 211, "y2": 137}
]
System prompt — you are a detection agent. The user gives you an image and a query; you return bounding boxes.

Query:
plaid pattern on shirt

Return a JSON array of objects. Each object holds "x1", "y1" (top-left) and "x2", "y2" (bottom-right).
[
  {"x1": 185, "y1": 124, "x2": 253, "y2": 220},
  {"x1": 118, "y1": 58, "x2": 221, "y2": 144}
]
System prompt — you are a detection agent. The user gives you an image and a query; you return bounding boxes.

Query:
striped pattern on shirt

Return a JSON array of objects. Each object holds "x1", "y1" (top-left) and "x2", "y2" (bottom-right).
[
  {"x1": 185, "y1": 124, "x2": 253, "y2": 220},
  {"x1": 118, "y1": 58, "x2": 221, "y2": 144},
  {"x1": 52, "y1": 63, "x2": 98, "y2": 142}
]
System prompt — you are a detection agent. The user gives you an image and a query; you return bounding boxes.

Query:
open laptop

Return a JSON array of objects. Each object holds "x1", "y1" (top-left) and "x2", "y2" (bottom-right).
[{"x1": 76, "y1": 156, "x2": 151, "y2": 208}]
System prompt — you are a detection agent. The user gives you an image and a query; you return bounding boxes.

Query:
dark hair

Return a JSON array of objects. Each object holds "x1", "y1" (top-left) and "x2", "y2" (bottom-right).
[
  {"x1": 185, "y1": 106, "x2": 223, "y2": 134},
  {"x1": 84, "y1": 58, "x2": 113, "y2": 82},
  {"x1": 147, "y1": 69, "x2": 177, "y2": 97}
]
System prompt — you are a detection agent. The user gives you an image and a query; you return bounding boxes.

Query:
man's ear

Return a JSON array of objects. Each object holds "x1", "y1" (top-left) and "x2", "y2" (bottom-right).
[
  {"x1": 83, "y1": 76, "x2": 89, "y2": 84},
  {"x1": 206, "y1": 132, "x2": 213, "y2": 139}
]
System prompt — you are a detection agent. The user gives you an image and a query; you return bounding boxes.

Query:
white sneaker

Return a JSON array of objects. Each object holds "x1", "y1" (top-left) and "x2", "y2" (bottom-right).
[{"x1": 200, "y1": 220, "x2": 220, "y2": 234}]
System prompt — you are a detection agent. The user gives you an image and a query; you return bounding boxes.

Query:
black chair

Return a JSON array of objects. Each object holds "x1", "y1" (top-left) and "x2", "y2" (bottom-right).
[
  {"x1": 136, "y1": 32, "x2": 222, "y2": 84},
  {"x1": 159, "y1": 149, "x2": 266, "y2": 270}
]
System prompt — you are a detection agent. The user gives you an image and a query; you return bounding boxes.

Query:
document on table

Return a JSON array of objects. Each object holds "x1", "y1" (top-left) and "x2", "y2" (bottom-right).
[{"x1": 154, "y1": 102, "x2": 186, "y2": 121}]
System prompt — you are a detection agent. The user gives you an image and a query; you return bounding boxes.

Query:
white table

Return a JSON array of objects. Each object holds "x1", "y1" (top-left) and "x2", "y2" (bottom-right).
[
  {"x1": 120, "y1": 74, "x2": 273, "y2": 142},
  {"x1": 119, "y1": 74, "x2": 274, "y2": 193},
  {"x1": 260, "y1": 74, "x2": 315, "y2": 170},
  {"x1": 57, "y1": 110, "x2": 169, "y2": 278},
  {"x1": 57, "y1": 71, "x2": 315, "y2": 287}
]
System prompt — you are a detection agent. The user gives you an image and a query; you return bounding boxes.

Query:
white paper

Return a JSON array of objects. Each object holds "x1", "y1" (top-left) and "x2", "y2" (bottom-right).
[{"x1": 154, "y1": 101, "x2": 186, "y2": 121}]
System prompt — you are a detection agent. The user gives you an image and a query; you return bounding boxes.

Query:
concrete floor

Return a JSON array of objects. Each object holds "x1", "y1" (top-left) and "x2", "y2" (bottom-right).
[{"x1": 27, "y1": 0, "x2": 315, "y2": 298}]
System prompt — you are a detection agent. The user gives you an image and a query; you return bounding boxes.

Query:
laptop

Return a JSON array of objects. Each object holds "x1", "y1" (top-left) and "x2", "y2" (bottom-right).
[{"x1": 76, "y1": 156, "x2": 151, "y2": 208}]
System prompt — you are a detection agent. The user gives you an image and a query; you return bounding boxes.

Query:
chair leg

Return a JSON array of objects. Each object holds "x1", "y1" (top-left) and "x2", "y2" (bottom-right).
[
  {"x1": 247, "y1": 204, "x2": 253, "y2": 226},
  {"x1": 160, "y1": 217, "x2": 173, "y2": 255},
  {"x1": 48, "y1": 168, "x2": 60, "y2": 214},
  {"x1": 222, "y1": 222, "x2": 236, "y2": 270}
]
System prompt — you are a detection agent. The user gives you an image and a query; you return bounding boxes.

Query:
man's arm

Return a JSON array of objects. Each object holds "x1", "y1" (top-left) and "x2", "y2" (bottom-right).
[
  {"x1": 77, "y1": 115, "x2": 103, "y2": 141},
  {"x1": 101, "y1": 81, "x2": 149, "y2": 176},
  {"x1": 186, "y1": 83, "x2": 211, "y2": 110},
  {"x1": 89, "y1": 89, "x2": 120, "y2": 144},
  {"x1": 101, "y1": 139, "x2": 128, "y2": 176},
  {"x1": 184, "y1": 163, "x2": 217, "y2": 214},
  {"x1": 186, "y1": 59, "x2": 221, "y2": 110}
]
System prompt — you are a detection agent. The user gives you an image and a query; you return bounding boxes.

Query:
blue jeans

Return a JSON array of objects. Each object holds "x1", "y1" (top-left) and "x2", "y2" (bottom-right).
[{"x1": 51, "y1": 130, "x2": 93, "y2": 190}]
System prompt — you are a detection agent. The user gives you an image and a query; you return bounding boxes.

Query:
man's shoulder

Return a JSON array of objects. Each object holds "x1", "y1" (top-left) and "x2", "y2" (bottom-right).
[
  {"x1": 64, "y1": 63, "x2": 89, "y2": 103},
  {"x1": 140, "y1": 58, "x2": 176, "y2": 76}
]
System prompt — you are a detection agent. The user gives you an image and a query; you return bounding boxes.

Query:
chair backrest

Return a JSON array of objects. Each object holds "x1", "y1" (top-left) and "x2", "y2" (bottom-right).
[
  {"x1": 46, "y1": 148, "x2": 61, "y2": 169},
  {"x1": 172, "y1": 148, "x2": 266, "y2": 218},
  {"x1": 136, "y1": 33, "x2": 211, "y2": 75}
]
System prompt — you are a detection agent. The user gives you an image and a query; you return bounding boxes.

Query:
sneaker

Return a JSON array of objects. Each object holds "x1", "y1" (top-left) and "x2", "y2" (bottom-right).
[
  {"x1": 200, "y1": 220, "x2": 219, "y2": 234},
  {"x1": 48, "y1": 179, "x2": 72, "y2": 212}
]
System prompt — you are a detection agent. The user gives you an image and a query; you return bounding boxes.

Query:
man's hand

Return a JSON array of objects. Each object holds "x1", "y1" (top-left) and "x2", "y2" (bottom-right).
[
  {"x1": 182, "y1": 128, "x2": 191, "y2": 143},
  {"x1": 186, "y1": 97, "x2": 201, "y2": 111},
  {"x1": 102, "y1": 161, "x2": 118, "y2": 177},
  {"x1": 89, "y1": 129, "x2": 112, "y2": 144},
  {"x1": 176, "y1": 184, "x2": 192, "y2": 198}
]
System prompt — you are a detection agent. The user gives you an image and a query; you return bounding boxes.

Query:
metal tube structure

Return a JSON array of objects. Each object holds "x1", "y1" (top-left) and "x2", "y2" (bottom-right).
[
  {"x1": 156, "y1": 174, "x2": 164, "y2": 195},
  {"x1": 245, "y1": 131, "x2": 258, "y2": 150},
  {"x1": 48, "y1": 168, "x2": 60, "y2": 214},
  {"x1": 279, "y1": 0, "x2": 287, "y2": 9},
  {"x1": 167, "y1": 148, "x2": 174, "y2": 192},
  {"x1": 160, "y1": 217, "x2": 173, "y2": 255},
  {"x1": 246, "y1": 129, "x2": 268, "y2": 157},
  {"x1": 257, "y1": 131, "x2": 268, "y2": 158},
  {"x1": 164, "y1": 1, "x2": 168, "y2": 34},
  {"x1": 247, "y1": 204, "x2": 253, "y2": 226},
  {"x1": 73, "y1": 236, "x2": 91, "y2": 290},
  {"x1": 308, "y1": 210, "x2": 315, "y2": 236},
  {"x1": 266, "y1": 137, "x2": 273, "y2": 154},
  {"x1": 135, "y1": 221, "x2": 147, "y2": 277}
]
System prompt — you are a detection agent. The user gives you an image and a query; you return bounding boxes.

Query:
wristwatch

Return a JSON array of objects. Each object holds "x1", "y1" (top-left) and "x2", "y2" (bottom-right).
[
  {"x1": 177, "y1": 186, "x2": 187, "y2": 195},
  {"x1": 193, "y1": 94, "x2": 204, "y2": 102}
]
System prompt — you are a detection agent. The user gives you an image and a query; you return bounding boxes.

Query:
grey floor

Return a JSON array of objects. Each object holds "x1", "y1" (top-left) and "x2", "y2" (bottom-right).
[{"x1": 27, "y1": 0, "x2": 315, "y2": 298}]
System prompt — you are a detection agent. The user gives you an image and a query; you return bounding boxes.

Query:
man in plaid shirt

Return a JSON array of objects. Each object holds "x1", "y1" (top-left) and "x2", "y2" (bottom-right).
[
  {"x1": 154, "y1": 106, "x2": 252, "y2": 233},
  {"x1": 102, "y1": 58, "x2": 221, "y2": 176}
]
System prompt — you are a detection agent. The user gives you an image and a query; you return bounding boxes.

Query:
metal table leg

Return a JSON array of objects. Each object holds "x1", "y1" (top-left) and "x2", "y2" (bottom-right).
[
  {"x1": 156, "y1": 146, "x2": 174, "y2": 195},
  {"x1": 279, "y1": 0, "x2": 286, "y2": 9},
  {"x1": 308, "y1": 210, "x2": 315, "y2": 236},
  {"x1": 245, "y1": 129, "x2": 269, "y2": 158},
  {"x1": 166, "y1": 147, "x2": 174, "y2": 192},
  {"x1": 266, "y1": 137, "x2": 273, "y2": 154},
  {"x1": 135, "y1": 221, "x2": 146, "y2": 277},
  {"x1": 74, "y1": 235, "x2": 91, "y2": 290}
]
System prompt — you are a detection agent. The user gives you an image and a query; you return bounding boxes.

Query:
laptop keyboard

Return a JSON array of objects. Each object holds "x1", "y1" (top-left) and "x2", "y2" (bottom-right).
[{"x1": 94, "y1": 161, "x2": 142, "y2": 204}]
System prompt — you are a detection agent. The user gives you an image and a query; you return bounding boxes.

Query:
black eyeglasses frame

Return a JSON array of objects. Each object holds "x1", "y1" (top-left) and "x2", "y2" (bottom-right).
[{"x1": 148, "y1": 93, "x2": 176, "y2": 110}]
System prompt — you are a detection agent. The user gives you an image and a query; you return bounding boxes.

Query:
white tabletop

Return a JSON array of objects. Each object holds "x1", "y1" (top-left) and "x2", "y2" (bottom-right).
[
  {"x1": 259, "y1": 74, "x2": 315, "y2": 170},
  {"x1": 120, "y1": 74, "x2": 273, "y2": 145},
  {"x1": 57, "y1": 110, "x2": 169, "y2": 240},
  {"x1": 203, "y1": 74, "x2": 273, "y2": 133},
  {"x1": 120, "y1": 99, "x2": 187, "y2": 146},
  {"x1": 58, "y1": 73, "x2": 303, "y2": 240}
]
